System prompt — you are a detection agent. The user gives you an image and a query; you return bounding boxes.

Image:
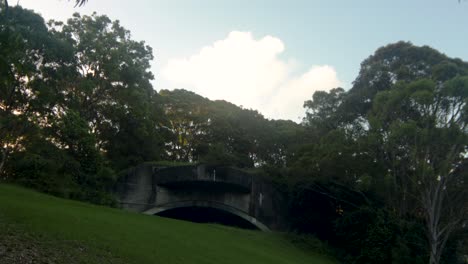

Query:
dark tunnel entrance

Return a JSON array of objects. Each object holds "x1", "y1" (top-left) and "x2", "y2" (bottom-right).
[{"x1": 156, "y1": 206, "x2": 259, "y2": 230}]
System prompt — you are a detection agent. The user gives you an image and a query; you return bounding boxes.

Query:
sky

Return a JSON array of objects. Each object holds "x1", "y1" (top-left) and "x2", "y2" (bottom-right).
[{"x1": 16, "y1": 0, "x2": 468, "y2": 121}]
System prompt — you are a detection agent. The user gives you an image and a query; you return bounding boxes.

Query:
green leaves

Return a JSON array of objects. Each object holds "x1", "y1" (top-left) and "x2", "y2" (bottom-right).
[
  {"x1": 444, "y1": 75, "x2": 468, "y2": 98},
  {"x1": 47, "y1": 12, "x2": 164, "y2": 170},
  {"x1": 0, "y1": 6, "x2": 69, "y2": 177},
  {"x1": 303, "y1": 87, "x2": 346, "y2": 131}
]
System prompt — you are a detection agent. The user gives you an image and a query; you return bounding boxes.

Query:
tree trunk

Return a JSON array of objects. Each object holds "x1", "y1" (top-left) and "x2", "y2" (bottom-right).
[
  {"x1": 429, "y1": 234, "x2": 441, "y2": 264},
  {"x1": 424, "y1": 175, "x2": 456, "y2": 264},
  {"x1": 0, "y1": 148, "x2": 6, "y2": 177}
]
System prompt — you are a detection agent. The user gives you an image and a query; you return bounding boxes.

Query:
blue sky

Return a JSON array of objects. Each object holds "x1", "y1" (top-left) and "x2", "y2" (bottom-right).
[{"x1": 18, "y1": 0, "x2": 468, "y2": 121}]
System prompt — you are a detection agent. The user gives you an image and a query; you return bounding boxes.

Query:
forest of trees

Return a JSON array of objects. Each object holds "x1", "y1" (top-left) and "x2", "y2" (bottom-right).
[{"x1": 0, "y1": 5, "x2": 467, "y2": 264}]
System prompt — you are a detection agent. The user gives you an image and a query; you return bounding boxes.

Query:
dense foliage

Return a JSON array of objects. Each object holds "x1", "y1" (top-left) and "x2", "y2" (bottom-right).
[
  {"x1": 1, "y1": 5, "x2": 466, "y2": 264},
  {"x1": 294, "y1": 42, "x2": 468, "y2": 264}
]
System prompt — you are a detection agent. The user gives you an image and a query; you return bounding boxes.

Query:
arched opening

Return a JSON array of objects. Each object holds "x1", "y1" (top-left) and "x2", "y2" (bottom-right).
[
  {"x1": 157, "y1": 206, "x2": 258, "y2": 230},
  {"x1": 143, "y1": 201, "x2": 270, "y2": 231}
]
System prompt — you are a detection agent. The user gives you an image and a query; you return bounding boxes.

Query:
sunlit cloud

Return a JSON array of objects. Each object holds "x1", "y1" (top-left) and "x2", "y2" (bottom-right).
[{"x1": 162, "y1": 31, "x2": 341, "y2": 121}]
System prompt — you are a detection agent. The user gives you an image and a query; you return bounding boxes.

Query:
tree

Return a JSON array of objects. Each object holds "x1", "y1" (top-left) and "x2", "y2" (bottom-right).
[
  {"x1": 0, "y1": 6, "x2": 71, "y2": 176},
  {"x1": 159, "y1": 89, "x2": 212, "y2": 162},
  {"x1": 297, "y1": 42, "x2": 468, "y2": 263},
  {"x1": 303, "y1": 87, "x2": 346, "y2": 131},
  {"x1": 1, "y1": 7, "x2": 157, "y2": 203},
  {"x1": 342, "y1": 42, "x2": 467, "y2": 126},
  {"x1": 370, "y1": 77, "x2": 468, "y2": 264},
  {"x1": 49, "y1": 12, "x2": 166, "y2": 169}
]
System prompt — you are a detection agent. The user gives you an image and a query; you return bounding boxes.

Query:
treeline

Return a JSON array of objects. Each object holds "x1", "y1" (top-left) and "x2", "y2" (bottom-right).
[{"x1": 1, "y1": 5, "x2": 467, "y2": 264}]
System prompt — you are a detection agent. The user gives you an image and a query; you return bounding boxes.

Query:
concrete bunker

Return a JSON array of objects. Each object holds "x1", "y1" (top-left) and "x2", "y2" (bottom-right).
[{"x1": 116, "y1": 163, "x2": 287, "y2": 231}]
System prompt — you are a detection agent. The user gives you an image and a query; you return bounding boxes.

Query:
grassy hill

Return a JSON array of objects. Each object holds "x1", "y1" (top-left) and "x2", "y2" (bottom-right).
[{"x1": 0, "y1": 184, "x2": 336, "y2": 264}]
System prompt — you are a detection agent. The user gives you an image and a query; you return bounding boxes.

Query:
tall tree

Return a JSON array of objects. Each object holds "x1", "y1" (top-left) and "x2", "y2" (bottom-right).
[
  {"x1": 49, "y1": 13, "x2": 166, "y2": 169},
  {"x1": 370, "y1": 77, "x2": 468, "y2": 264},
  {"x1": 0, "y1": 6, "x2": 71, "y2": 176},
  {"x1": 299, "y1": 42, "x2": 468, "y2": 263},
  {"x1": 159, "y1": 89, "x2": 212, "y2": 162}
]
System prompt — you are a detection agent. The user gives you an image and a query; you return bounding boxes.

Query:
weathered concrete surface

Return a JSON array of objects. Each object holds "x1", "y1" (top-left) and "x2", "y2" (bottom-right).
[{"x1": 116, "y1": 164, "x2": 287, "y2": 231}]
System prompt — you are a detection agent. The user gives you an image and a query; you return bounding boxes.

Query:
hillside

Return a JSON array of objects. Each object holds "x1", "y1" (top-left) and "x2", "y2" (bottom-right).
[{"x1": 0, "y1": 184, "x2": 336, "y2": 264}]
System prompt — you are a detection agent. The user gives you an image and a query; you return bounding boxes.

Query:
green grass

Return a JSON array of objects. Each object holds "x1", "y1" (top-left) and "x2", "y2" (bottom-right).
[{"x1": 0, "y1": 184, "x2": 336, "y2": 264}]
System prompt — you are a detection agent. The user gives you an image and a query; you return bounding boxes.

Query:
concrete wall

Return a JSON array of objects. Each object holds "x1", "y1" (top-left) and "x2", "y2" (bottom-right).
[
  {"x1": 115, "y1": 164, "x2": 155, "y2": 212},
  {"x1": 116, "y1": 163, "x2": 288, "y2": 231}
]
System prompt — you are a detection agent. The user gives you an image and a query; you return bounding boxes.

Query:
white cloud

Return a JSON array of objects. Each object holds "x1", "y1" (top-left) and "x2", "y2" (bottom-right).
[
  {"x1": 269, "y1": 65, "x2": 341, "y2": 120},
  {"x1": 162, "y1": 31, "x2": 341, "y2": 122}
]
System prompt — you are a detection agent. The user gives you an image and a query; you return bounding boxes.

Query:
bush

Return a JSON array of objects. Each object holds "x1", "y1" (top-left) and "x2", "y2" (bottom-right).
[
  {"x1": 6, "y1": 138, "x2": 118, "y2": 207},
  {"x1": 333, "y1": 207, "x2": 428, "y2": 264}
]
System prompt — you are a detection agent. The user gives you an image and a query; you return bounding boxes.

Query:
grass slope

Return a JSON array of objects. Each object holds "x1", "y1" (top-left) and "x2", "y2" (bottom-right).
[{"x1": 0, "y1": 184, "x2": 335, "y2": 264}]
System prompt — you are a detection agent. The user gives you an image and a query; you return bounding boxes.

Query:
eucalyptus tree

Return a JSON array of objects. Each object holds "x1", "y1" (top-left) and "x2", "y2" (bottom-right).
[
  {"x1": 300, "y1": 43, "x2": 467, "y2": 263},
  {"x1": 341, "y1": 42, "x2": 467, "y2": 129},
  {"x1": 370, "y1": 75, "x2": 468, "y2": 264},
  {"x1": 338, "y1": 42, "x2": 468, "y2": 264}
]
